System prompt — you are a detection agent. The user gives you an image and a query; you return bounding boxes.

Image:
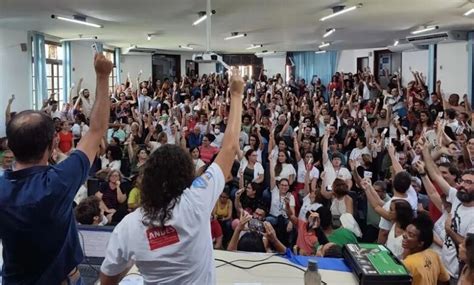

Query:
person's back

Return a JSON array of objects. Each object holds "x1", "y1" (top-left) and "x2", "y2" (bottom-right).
[
  {"x1": 0, "y1": 152, "x2": 89, "y2": 284},
  {"x1": 101, "y1": 162, "x2": 224, "y2": 284}
]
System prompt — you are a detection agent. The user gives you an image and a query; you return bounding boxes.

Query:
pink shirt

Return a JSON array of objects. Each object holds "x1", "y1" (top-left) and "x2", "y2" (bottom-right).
[{"x1": 199, "y1": 146, "x2": 219, "y2": 164}]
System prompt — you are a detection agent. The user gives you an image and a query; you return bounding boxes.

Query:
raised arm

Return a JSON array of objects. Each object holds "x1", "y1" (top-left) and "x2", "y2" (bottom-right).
[
  {"x1": 5, "y1": 95, "x2": 14, "y2": 125},
  {"x1": 387, "y1": 144, "x2": 403, "y2": 174},
  {"x1": 76, "y1": 54, "x2": 113, "y2": 165},
  {"x1": 421, "y1": 142, "x2": 451, "y2": 195},
  {"x1": 414, "y1": 161, "x2": 442, "y2": 211},
  {"x1": 361, "y1": 179, "x2": 390, "y2": 219},
  {"x1": 213, "y1": 70, "x2": 244, "y2": 176},
  {"x1": 321, "y1": 131, "x2": 329, "y2": 164}
]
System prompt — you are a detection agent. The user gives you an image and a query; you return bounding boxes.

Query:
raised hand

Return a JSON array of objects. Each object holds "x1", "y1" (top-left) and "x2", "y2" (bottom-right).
[
  {"x1": 94, "y1": 53, "x2": 113, "y2": 78},
  {"x1": 414, "y1": 160, "x2": 425, "y2": 174},
  {"x1": 263, "y1": 222, "x2": 278, "y2": 242},
  {"x1": 229, "y1": 69, "x2": 245, "y2": 97}
]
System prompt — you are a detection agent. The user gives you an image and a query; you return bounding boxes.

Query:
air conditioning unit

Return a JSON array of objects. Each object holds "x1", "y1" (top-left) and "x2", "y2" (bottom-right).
[
  {"x1": 123, "y1": 47, "x2": 158, "y2": 55},
  {"x1": 387, "y1": 43, "x2": 429, "y2": 53},
  {"x1": 406, "y1": 31, "x2": 467, "y2": 46}
]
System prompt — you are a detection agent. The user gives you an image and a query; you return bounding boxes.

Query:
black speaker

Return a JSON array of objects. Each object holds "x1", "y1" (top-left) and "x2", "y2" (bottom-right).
[{"x1": 20, "y1": 43, "x2": 27, "y2": 52}]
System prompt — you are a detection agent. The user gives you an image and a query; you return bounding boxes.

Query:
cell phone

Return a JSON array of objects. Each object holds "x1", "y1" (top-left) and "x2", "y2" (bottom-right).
[
  {"x1": 363, "y1": 171, "x2": 373, "y2": 179},
  {"x1": 248, "y1": 219, "x2": 265, "y2": 233},
  {"x1": 408, "y1": 130, "x2": 413, "y2": 137},
  {"x1": 327, "y1": 185, "x2": 333, "y2": 191},
  {"x1": 381, "y1": 128, "x2": 388, "y2": 136},
  {"x1": 438, "y1": 112, "x2": 444, "y2": 118},
  {"x1": 364, "y1": 116, "x2": 368, "y2": 122},
  {"x1": 400, "y1": 134, "x2": 406, "y2": 141},
  {"x1": 384, "y1": 137, "x2": 390, "y2": 147}
]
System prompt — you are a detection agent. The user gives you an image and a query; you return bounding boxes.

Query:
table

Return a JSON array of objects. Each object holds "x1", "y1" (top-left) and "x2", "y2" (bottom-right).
[{"x1": 119, "y1": 250, "x2": 358, "y2": 285}]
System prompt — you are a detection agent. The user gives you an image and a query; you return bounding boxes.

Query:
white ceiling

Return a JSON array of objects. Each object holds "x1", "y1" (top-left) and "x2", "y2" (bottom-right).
[{"x1": 1, "y1": 0, "x2": 474, "y2": 53}]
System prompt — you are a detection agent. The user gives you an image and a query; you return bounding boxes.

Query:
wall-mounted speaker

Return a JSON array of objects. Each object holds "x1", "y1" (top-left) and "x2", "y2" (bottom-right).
[{"x1": 20, "y1": 43, "x2": 27, "y2": 52}]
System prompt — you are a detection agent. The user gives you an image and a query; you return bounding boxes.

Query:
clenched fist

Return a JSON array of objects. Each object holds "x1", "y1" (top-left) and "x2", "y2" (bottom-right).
[{"x1": 94, "y1": 53, "x2": 113, "y2": 77}]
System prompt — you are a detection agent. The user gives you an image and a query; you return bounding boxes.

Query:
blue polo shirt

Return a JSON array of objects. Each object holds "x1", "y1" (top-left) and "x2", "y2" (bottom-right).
[{"x1": 0, "y1": 150, "x2": 90, "y2": 285}]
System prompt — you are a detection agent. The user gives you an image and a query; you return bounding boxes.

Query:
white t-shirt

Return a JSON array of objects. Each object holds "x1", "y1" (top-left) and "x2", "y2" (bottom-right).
[
  {"x1": 149, "y1": 141, "x2": 162, "y2": 153},
  {"x1": 442, "y1": 187, "x2": 474, "y2": 278},
  {"x1": 211, "y1": 133, "x2": 224, "y2": 148},
  {"x1": 349, "y1": 147, "x2": 370, "y2": 167},
  {"x1": 298, "y1": 194, "x2": 322, "y2": 221},
  {"x1": 237, "y1": 160, "x2": 264, "y2": 182},
  {"x1": 193, "y1": 158, "x2": 206, "y2": 173},
  {"x1": 275, "y1": 163, "x2": 296, "y2": 181},
  {"x1": 269, "y1": 187, "x2": 295, "y2": 218},
  {"x1": 101, "y1": 163, "x2": 225, "y2": 284},
  {"x1": 386, "y1": 224, "x2": 404, "y2": 259},
  {"x1": 296, "y1": 159, "x2": 320, "y2": 183},
  {"x1": 100, "y1": 156, "x2": 121, "y2": 171},
  {"x1": 323, "y1": 160, "x2": 352, "y2": 186},
  {"x1": 71, "y1": 123, "x2": 89, "y2": 140},
  {"x1": 378, "y1": 186, "x2": 418, "y2": 231}
]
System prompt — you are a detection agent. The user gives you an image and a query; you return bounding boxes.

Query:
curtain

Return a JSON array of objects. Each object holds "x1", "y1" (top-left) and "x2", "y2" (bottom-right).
[
  {"x1": 291, "y1": 51, "x2": 339, "y2": 88},
  {"x1": 32, "y1": 32, "x2": 47, "y2": 108},
  {"x1": 62, "y1": 41, "x2": 72, "y2": 103},
  {"x1": 114, "y1": 48, "x2": 121, "y2": 84}
]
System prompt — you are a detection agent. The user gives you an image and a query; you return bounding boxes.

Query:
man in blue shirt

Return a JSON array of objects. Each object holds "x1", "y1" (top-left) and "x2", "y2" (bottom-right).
[{"x1": 0, "y1": 53, "x2": 113, "y2": 285}]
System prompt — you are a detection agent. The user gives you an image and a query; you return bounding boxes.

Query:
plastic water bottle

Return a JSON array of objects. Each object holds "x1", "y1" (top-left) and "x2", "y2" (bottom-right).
[{"x1": 304, "y1": 260, "x2": 322, "y2": 285}]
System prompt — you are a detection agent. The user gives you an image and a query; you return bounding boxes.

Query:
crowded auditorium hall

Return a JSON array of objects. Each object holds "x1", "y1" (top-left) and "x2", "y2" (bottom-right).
[{"x1": 1, "y1": 0, "x2": 474, "y2": 284}]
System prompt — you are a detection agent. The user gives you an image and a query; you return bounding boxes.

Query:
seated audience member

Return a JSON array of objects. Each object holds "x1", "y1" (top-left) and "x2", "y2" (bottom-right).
[
  {"x1": 211, "y1": 218, "x2": 224, "y2": 249},
  {"x1": 402, "y1": 213, "x2": 450, "y2": 285},
  {"x1": 458, "y1": 233, "x2": 474, "y2": 285},
  {"x1": 212, "y1": 189, "x2": 233, "y2": 242},
  {"x1": 267, "y1": 157, "x2": 295, "y2": 246},
  {"x1": 293, "y1": 137, "x2": 319, "y2": 214},
  {"x1": 234, "y1": 182, "x2": 263, "y2": 218},
  {"x1": 0, "y1": 149, "x2": 14, "y2": 177},
  {"x1": 128, "y1": 173, "x2": 142, "y2": 211},
  {"x1": 313, "y1": 206, "x2": 358, "y2": 256},
  {"x1": 75, "y1": 196, "x2": 109, "y2": 226},
  {"x1": 228, "y1": 211, "x2": 286, "y2": 254},
  {"x1": 199, "y1": 134, "x2": 219, "y2": 164},
  {"x1": 322, "y1": 131, "x2": 353, "y2": 189},
  {"x1": 362, "y1": 178, "x2": 414, "y2": 259},
  {"x1": 190, "y1": 147, "x2": 206, "y2": 176},
  {"x1": 287, "y1": 168, "x2": 323, "y2": 255},
  {"x1": 273, "y1": 150, "x2": 296, "y2": 185},
  {"x1": 95, "y1": 170, "x2": 127, "y2": 219},
  {"x1": 237, "y1": 149, "x2": 265, "y2": 186},
  {"x1": 96, "y1": 145, "x2": 122, "y2": 179},
  {"x1": 127, "y1": 144, "x2": 148, "y2": 177},
  {"x1": 320, "y1": 176, "x2": 354, "y2": 226},
  {"x1": 58, "y1": 121, "x2": 74, "y2": 154}
]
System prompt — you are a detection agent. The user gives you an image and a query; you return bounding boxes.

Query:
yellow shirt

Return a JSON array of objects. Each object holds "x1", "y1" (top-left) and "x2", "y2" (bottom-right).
[
  {"x1": 403, "y1": 249, "x2": 450, "y2": 285},
  {"x1": 214, "y1": 200, "x2": 231, "y2": 219},
  {"x1": 127, "y1": 187, "x2": 141, "y2": 207}
]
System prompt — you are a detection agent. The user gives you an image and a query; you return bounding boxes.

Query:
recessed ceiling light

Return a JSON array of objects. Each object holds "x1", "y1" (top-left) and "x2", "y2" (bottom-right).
[
  {"x1": 225, "y1": 32, "x2": 247, "y2": 40},
  {"x1": 464, "y1": 8, "x2": 474, "y2": 16},
  {"x1": 320, "y1": 5, "x2": 360, "y2": 22},
  {"x1": 51, "y1": 14, "x2": 102, "y2": 28},
  {"x1": 246, "y1": 44, "x2": 263, "y2": 50},
  {"x1": 411, "y1": 26, "x2": 438, "y2": 35},
  {"x1": 323, "y1": 28, "x2": 336, "y2": 38}
]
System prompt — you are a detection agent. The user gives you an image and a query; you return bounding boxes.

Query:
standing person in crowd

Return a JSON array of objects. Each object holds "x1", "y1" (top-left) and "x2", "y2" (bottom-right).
[
  {"x1": 458, "y1": 233, "x2": 474, "y2": 285},
  {"x1": 99, "y1": 70, "x2": 244, "y2": 284},
  {"x1": 421, "y1": 141, "x2": 474, "y2": 284},
  {"x1": 0, "y1": 53, "x2": 113, "y2": 284}
]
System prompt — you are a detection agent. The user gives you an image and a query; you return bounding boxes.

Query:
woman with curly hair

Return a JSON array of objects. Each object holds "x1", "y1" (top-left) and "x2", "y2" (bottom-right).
[{"x1": 100, "y1": 71, "x2": 245, "y2": 284}]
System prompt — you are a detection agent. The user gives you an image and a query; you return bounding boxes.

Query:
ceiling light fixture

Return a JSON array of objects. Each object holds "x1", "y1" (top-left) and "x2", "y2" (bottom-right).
[
  {"x1": 320, "y1": 4, "x2": 361, "y2": 22},
  {"x1": 318, "y1": 42, "x2": 330, "y2": 48},
  {"x1": 225, "y1": 32, "x2": 247, "y2": 40},
  {"x1": 255, "y1": 50, "x2": 276, "y2": 56},
  {"x1": 393, "y1": 40, "x2": 399, "y2": 46},
  {"x1": 315, "y1": 50, "x2": 327, "y2": 54},
  {"x1": 59, "y1": 35, "x2": 98, "y2": 42},
  {"x1": 464, "y1": 8, "x2": 474, "y2": 16},
  {"x1": 411, "y1": 25, "x2": 438, "y2": 35},
  {"x1": 192, "y1": 10, "x2": 216, "y2": 26},
  {"x1": 323, "y1": 28, "x2": 336, "y2": 38},
  {"x1": 147, "y1": 34, "x2": 152, "y2": 41},
  {"x1": 179, "y1": 45, "x2": 194, "y2": 50},
  {"x1": 246, "y1": 44, "x2": 263, "y2": 50},
  {"x1": 51, "y1": 14, "x2": 102, "y2": 28}
]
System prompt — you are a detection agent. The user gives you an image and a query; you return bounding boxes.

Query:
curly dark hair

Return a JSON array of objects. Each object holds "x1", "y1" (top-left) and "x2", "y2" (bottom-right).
[{"x1": 140, "y1": 144, "x2": 195, "y2": 227}]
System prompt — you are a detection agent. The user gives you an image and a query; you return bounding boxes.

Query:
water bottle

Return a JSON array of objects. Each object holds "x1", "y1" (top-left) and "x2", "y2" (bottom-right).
[{"x1": 304, "y1": 260, "x2": 322, "y2": 285}]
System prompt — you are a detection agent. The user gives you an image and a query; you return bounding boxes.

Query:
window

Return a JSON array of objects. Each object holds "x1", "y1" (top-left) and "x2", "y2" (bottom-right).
[
  {"x1": 231, "y1": 65, "x2": 253, "y2": 78},
  {"x1": 103, "y1": 49, "x2": 116, "y2": 91},
  {"x1": 32, "y1": 41, "x2": 64, "y2": 108}
]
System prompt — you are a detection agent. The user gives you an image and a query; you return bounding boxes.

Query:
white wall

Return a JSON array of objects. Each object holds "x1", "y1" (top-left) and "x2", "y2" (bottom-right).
[
  {"x1": 71, "y1": 41, "x2": 96, "y2": 90},
  {"x1": 198, "y1": 62, "x2": 217, "y2": 74},
  {"x1": 401, "y1": 50, "x2": 429, "y2": 86},
  {"x1": 0, "y1": 28, "x2": 30, "y2": 136},
  {"x1": 437, "y1": 42, "x2": 468, "y2": 96},
  {"x1": 263, "y1": 53, "x2": 287, "y2": 78},
  {"x1": 337, "y1": 48, "x2": 376, "y2": 73},
  {"x1": 120, "y1": 54, "x2": 152, "y2": 80}
]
